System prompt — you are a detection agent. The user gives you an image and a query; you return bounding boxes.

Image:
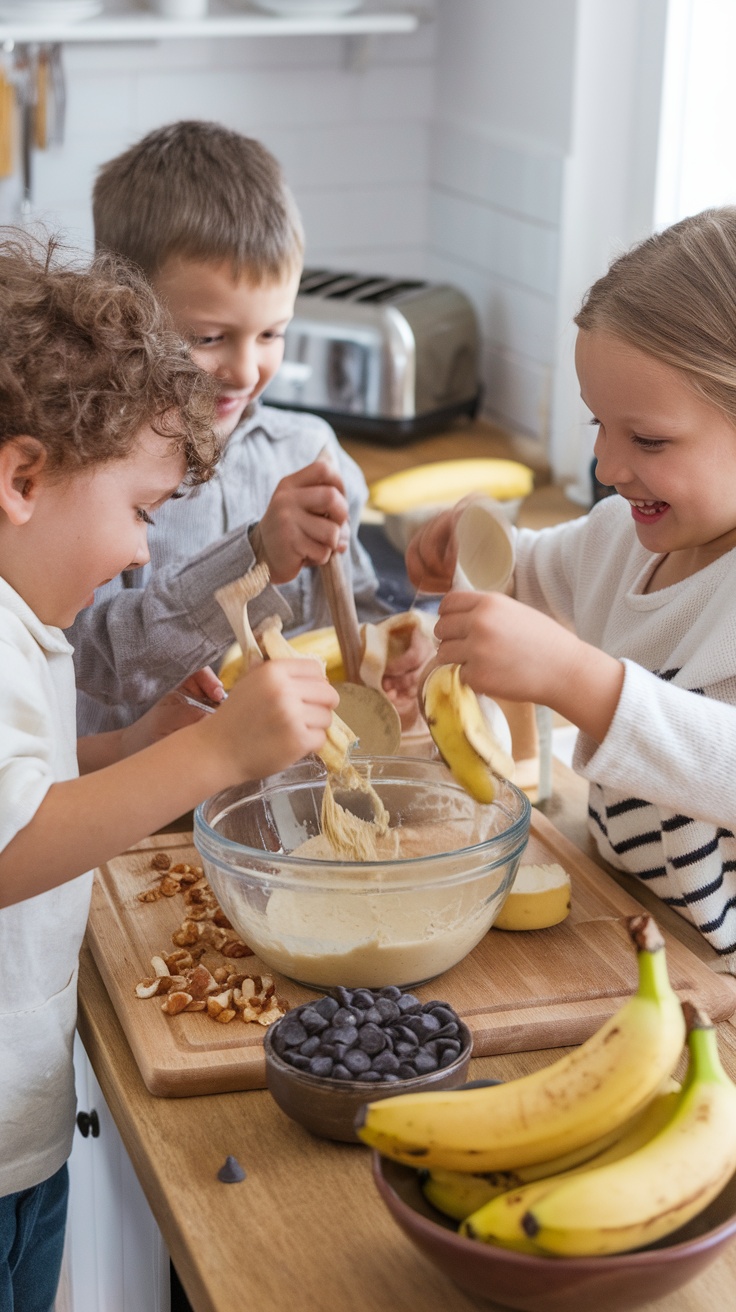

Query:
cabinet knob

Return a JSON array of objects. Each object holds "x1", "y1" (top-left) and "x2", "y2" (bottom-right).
[{"x1": 76, "y1": 1109, "x2": 100, "y2": 1139}]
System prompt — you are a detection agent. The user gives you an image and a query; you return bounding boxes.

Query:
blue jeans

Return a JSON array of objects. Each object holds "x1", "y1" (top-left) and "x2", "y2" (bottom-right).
[{"x1": 0, "y1": 1164, "x2": 69, "y2": 1312}]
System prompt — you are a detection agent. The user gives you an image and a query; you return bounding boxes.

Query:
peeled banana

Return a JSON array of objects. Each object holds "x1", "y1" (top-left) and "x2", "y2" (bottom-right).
[
  {"x1": 422, "y1": 664, "x2": 514, "y2": 803},
  {"x1": 423, "y1": 1081, "x2": 680, "y2": 1223},
  {"x1": 355, "y1": 915, "x2": 685, "y2": 1172},
  {"x1": 515, "y1": 1003, "x2": 736, "y2": 1256}
]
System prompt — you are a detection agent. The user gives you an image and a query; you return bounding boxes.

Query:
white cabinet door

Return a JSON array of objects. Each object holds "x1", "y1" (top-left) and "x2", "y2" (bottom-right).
[{"x1": 55, "y1": 1035, "x2": 170, "y2": 1312}]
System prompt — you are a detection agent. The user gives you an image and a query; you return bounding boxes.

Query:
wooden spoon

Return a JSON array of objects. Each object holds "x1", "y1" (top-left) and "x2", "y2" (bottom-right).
[{"x1": 317, "y1": 445, "x2": 401, "y2": 755}]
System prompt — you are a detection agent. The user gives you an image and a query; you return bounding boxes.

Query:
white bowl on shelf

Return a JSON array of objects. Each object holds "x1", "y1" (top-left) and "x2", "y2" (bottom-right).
[
  {"x1": 0, "y1": 0, "x2": 102, "y2": 19},
  {"x1": 248, "y1": 0, "x2": 363, "y2": 16}
]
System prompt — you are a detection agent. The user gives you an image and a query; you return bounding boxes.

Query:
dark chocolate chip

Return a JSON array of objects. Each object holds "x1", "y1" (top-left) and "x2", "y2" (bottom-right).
[
  {"x1": 299, "y1": 1035, "x2": 321, "y2": 1058},
  {"x1": 331, "y1": 1063, "x2": 352, "y2": 1080},
  {"x1": 299, "y1": 1007, "x2": 329, "y2": 1034},
  {"x1": 373, "y1": 997, "x2": 401, "y2": 1023},
  {"x1": 333, "y1": 987, "x2": 354, "y2": 1007},
  {"x1": 439, "y1": 1048, "x2": 461, "y2": 1068},
  {"x1": 379, "y1": 986, "x2": 402, "y2": 1000},
  {"x1": 279, "y1": 1019, "x2": 308, "y2": 1047},
  {"x1": 333, "y1": 1007, "x2": 358, "y2": 1028},
  {"x1": 396, "y1": 993, "x2": 422, "y2": 1013},
  {"x1": 357, "y1": 1070, "x2": 382, "y2": 1082},
  {"x1": 358, "y1": 1023, "x2": 386, "y2": 1055},
  {"x1": 413, "y1": 1050, "x2": 439, "y2": 1074},
  {"x1": 344, "y1": 1048, "x2": 372, "y2": 1075},
  {"x1": 330, "y1": 1025, "x2": 359, "y2": 1047},
  {"x1": 397, "y1": 1062, "x2": 417, "y2": 1079},
  {"x1": 217, "y1": 1155, "x2": 246, "y2": 1184},
  {"x1": 313, "y1": 996, "x2": 339, "y2": 1021},
  {"x1": 352, "y1": 989, "x2": 376, "y2": 1009},
  {"x1": 371, "y1": 1050, "x2": 400, "y2": 1074},
  {"x1": 309, "y1": 1056, "x2": 334, "y2": 1078}
]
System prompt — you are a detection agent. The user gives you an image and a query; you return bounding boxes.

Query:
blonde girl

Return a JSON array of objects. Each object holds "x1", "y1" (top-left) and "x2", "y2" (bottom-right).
[{"x1": 407, "y1": 208, "x2": 736, "y2": 968}]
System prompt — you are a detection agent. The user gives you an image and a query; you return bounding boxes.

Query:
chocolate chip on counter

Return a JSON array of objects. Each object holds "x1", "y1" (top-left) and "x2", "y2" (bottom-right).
[{"x1": 217, "y1": 1155, "x2": 246, "y2": 1184}]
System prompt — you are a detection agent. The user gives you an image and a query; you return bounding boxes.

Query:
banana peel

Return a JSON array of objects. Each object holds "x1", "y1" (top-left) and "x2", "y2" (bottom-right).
[{"x1": 421, "y1": 663, "x2": 515, "y2": 803}]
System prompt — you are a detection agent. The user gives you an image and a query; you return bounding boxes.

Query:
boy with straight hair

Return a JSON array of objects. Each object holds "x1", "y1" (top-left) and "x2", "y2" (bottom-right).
[{"x1": 71, "y1": 120, "x2": 426, "y2": 734}]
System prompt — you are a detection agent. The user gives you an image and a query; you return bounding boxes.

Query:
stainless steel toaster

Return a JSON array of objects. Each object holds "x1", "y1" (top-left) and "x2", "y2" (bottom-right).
[{"x1": 264, "y1": 268, "x2": 481, "y2": 443}]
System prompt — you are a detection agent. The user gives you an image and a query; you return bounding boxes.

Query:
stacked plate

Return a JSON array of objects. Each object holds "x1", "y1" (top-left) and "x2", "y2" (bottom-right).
[
  {"x1": 0, "y1": 1, "x2": 103, "y2": 21},
  {"x1": 249, "y1": 1, "x2": 363, "y2": 15}
]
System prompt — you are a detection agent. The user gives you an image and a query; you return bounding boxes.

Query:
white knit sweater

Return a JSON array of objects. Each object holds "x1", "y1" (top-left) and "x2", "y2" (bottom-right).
[{"x1": 513, "y1": 496, "x2": 736, "y2": 967}]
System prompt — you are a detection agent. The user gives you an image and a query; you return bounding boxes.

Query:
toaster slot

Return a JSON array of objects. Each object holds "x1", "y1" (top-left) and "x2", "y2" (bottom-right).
[{"x1": 356, "y1": 279, "x2": 426, "y2": 304}]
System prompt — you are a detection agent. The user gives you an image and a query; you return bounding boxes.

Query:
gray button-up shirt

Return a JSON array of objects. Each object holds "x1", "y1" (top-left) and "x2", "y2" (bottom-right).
[{"x1": 69, "y1": 404, "x2": 386, "y2": 734}]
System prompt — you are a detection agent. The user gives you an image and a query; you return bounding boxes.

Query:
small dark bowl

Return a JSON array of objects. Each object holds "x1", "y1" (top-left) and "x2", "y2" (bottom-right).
[
  {"x1": 372, "y1": 1155, "x2": 736, "y2": 1312},
  {"x1": 264, "y1": 1017, "x2": 472, "y2": 1143}
]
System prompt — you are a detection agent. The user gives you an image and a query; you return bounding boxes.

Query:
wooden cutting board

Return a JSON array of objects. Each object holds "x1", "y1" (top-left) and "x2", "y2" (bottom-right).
[{"x1": 86, "y1": 812, "x2": 736, "y2": 1097}]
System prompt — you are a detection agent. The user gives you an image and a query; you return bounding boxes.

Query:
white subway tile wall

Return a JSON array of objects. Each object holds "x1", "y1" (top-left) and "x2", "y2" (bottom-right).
[{"x1": 0, "y1": 6, "x2": 564, "y2": 443}]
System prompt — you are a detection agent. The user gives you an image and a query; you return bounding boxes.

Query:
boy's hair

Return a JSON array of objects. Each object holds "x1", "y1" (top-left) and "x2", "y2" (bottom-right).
[
  {"x1": 0, "y1": 231, "x2": 219, "y2": 484},
  {"x1": 575, "y1": 206, "x2": 736, "y2": 425},
  {"x1": 93, "y1": 120, "x2": 304, "y2": 282}
]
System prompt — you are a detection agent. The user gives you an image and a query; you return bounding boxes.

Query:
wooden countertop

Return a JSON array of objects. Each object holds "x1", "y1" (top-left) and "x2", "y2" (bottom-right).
[{"x1": 77, "y1": 758, "x2": 736, "y2": 1312}]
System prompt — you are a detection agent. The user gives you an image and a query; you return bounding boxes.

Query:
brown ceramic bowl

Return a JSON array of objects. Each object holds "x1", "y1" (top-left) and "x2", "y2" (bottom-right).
[
  {"x1": 372, "y1": 1155, "x2": 736, "y2": 1312},
  {"x1": 264, "y1": 1016, "x2": 472, "y2": 1143}
]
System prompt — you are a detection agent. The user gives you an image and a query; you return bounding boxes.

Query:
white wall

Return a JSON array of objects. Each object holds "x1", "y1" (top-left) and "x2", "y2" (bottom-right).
[
  {"x1": 428, "y1": 0, "x2": 576, "y2": 444},
  {"x1": 0, "y1": 16, "x2": 436, "y2": 278}
]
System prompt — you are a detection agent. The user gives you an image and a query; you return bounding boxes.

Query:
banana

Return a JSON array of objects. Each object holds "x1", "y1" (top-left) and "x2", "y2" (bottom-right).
[
  {"x1": 355, "y1": 915, "x2": 685, "y2": 1171},
  {"x1": 368, "y1": 458, "x2": 534, "y2": 516},
  {"x1": 256, "y1": 617, "x2": 357, "y2": 778},
  {"x1": 461, "y1": 1081, "x2": 681, "y2": 1246},
  {"x1": 423, "y1": 1081, "x2": 680, "y2": 1223},
  {"x1": 513, "y1": 1002, "x2": 736, "y2": 1256},
  {"x1": 422, "y1": 664, "x2": 515, "y2": 803}
]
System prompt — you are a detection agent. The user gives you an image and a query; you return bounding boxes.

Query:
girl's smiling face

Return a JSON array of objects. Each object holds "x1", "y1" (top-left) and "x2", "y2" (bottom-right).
[{"x1": 576, "y1": 329, "x2": 736, "y2": 575}]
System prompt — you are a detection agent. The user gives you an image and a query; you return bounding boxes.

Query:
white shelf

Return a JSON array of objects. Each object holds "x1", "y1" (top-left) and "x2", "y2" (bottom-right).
[{"x1": 0, "y1": 4, "x2": 420, "y2": 44}]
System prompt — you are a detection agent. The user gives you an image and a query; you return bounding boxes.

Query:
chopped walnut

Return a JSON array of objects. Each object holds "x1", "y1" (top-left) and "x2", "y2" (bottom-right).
[
  {"x1": 161, "y1": 991, "x2": 192, "y2": 1015},
  {"x1": 134, "y1": 849, "x2": 290, "y2": 1028}
]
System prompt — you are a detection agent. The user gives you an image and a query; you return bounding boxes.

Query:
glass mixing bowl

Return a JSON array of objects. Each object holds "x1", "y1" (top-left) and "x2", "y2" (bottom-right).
[{"x1": 194, "y1": 757, "x2": 531, "y2": 990}]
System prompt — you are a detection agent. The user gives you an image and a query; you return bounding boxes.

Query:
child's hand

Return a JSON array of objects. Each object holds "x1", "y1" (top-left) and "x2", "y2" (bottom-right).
[
  {"x1": 253, "y1": 458, "x2": 350, "y2": 584},
  {"x1": 381, "y1": 623, "x2": 436, "y2": 730},
  {"x1": 199, "y1": 658, "x2": 339, "y2": 781},
  {"x1": 405, "y1": 503, "x2": 466, "y2": 594},
  {"x1": 433, "y1": 591, "x2": 625, "y2": 744},
  {"x1": 434, "y1": 591, "x2": 582, "y2": 707},
  {"x1": 178, "y1": 665, "x2": 225, "y2": 706}
]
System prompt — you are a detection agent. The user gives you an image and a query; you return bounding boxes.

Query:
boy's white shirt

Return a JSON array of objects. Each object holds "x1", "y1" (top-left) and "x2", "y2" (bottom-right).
[
  {"x1": 513, "y1": 496, "x2": 736, "y2": 965},
  {"x1": 0, "y1": 576, "x2": 92, "y2": 1196}
]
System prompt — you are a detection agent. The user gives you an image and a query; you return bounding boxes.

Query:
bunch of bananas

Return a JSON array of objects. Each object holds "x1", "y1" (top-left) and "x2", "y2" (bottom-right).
[{"x1": 357, "y1": 914, "x2": 736, "y2": 1257}]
